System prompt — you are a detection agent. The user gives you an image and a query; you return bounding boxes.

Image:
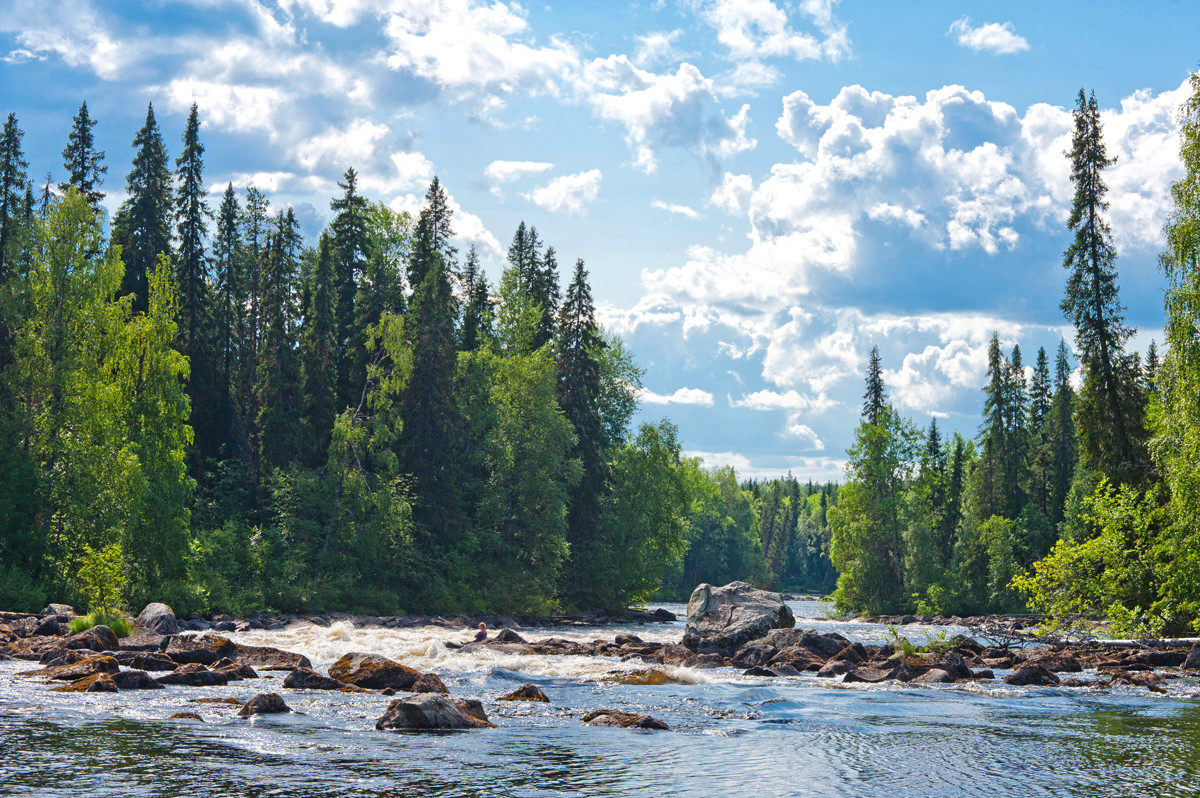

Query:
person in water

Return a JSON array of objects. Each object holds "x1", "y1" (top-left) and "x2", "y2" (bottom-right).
[{"x1": 474, "y1": 622, "x2": 487, "y2": 642}]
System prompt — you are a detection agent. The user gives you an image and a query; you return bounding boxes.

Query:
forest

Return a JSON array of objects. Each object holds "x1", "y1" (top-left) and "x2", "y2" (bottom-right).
[
  {"x1": 829, "y1": 77, "x2": 1200, "y2": 637},
  {"x1": 0, "y1": 100, "x2": 832, "y2": 618}
]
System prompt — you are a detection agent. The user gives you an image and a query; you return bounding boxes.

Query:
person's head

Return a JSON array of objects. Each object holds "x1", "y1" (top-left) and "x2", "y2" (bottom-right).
[{"x1": 478, "y1": 622, "x2": 486, "y2": 630}]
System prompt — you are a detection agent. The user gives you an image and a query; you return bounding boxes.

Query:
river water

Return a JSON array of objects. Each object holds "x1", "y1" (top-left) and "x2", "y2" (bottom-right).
[{"x1": 3, "y1": 601, "x2": 1200, "y2": 797}]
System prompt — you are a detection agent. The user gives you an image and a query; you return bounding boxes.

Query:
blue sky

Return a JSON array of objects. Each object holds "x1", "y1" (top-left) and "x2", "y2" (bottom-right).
[{"x1": 2, "y1": 0, "x2": 1197, "y2": 480}]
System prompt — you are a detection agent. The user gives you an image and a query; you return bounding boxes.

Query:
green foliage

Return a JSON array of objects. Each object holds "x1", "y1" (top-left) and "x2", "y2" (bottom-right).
[
  {"x1": 68, "y1": 610, "x2": 131, "y2": 638},
  {"x1": 77, "y1": 543, "x2": 127, "y2": 616}
]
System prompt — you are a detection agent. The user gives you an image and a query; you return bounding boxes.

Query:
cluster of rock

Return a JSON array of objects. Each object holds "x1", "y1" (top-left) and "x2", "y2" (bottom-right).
[{"x1": 1, "y1": 603, "x2": 670, "y2": 731}]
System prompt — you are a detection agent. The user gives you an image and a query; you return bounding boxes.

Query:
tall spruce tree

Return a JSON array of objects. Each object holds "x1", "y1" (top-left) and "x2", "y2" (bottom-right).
[
  {"x1": 330, "y1": 168, "x2": 369, "y2": 410},
  {"x1": 459, "y1": 246, "x2": 491, "y2": 351},
  {"x1": 1061, "y1": 88, "x2": 1149, "y2": 486},
  {"x1": 531, "y1": 244, "x2": 560, "y2": 349},
  {"x1": 556, "y1": 258, "x2": 607, "y2": 605},
  {"x1": 1027, "y1": 346, "x2": 1053, "y2": 520},
  {"x1": 862, "y1": 345, "x2": 886, "y2": 424},
  {"x1": 1047, "y1": 339, "x2": 1077, "y2": 527},
  {"x1": 174, "y1": 103, "x2": 209, "y2": 353},
  {"x1": 240, "y1": 186, "x2": 270, "y2": 463},
  {"x1": 256, "y1": 210, "x2": 302, "y2": 470},
  {"x1": 211, "y1": 183, "x2": 244, "y2": 456},
  {"x1": 300, "y1": 233, "x2": 338, "y2": 464},
  {"x1": 60, "y1": 101, "x2": 106, "y2": 208},
  {"x1": 113, "y1": 103, "x2": 173, "y2": 311},
  {"x1": 0, "y1": 113, "x2": 28, "y2": 276}
]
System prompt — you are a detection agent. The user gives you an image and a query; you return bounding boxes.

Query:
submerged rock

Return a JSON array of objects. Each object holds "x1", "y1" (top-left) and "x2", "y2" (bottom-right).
[
  {"x1": 330, "y1": 653, "x2": 420, "y2": 690},
  {"x1": 155, "y1": 663, "x2": 231, "y2": 687},
  {"x1": 609, "y1": 668, "x2": 686, "y2": 686},
  {"x1": 283, "y1": 667, "x2": 351, "y2": 691},
  {"x1": 581, "y1": 709, "x2": 669, "y2": 730},
  {"x1": 238, "y1": 693, "x2": 292, "y2": 717},
  {"x1": 135, "y1": 603, "x2": 179, "y2": 635},
  {"x1": 1004, "y1": 665, "x2": 1061, "y2": 686},
  {"x1": 169, "y1": 712, "x2": 203, "y2": 721},
  {"x1": 375, "y1": 694, "x2": 494, "y2": 730},
  {"x1": 498, "y1": 684, "x2": 549, "y2": 703},
  {"x1": 682, "y1": 582, "x2": 795, "y2": 656}
]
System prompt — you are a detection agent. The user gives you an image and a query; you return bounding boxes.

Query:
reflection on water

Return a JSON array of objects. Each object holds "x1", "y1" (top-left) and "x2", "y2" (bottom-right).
[{"x1": 4, "y1": 601, "x2": 1200, "y2": 797}]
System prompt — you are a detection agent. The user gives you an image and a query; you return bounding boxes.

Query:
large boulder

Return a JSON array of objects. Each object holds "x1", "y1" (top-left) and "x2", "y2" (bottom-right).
[
  {"x1": 112, "y1": 670, "x2": 164, "y2": 690},
  {"x1": 1004, "y1": 665, "x2": 1061, "y2": 687},
  {"x1": 238, "y1": 693, "x2": 292, "y2": 717},
  {"x1": 165, "y1": 634, "x2": 237, "y2": 665},
  {"x1": 66, "y1": 625, "x2": 120, "y2": 651},
  {"x1": 20, "y1": 654, "x2": 120, "y2": 681},
  {"x1": 682, "y1": 582, "x2": 795, "y2": 655},
  {"x1": 1184, "y1": 645, "x2": 1200, "y2": 670},
  {"x1": 330, "y1": 653, "x2": 420, "y2": 690},
  {"x1": 283, "y1": 667, "x2": 352, "y2": 691},
  {"x1": 230, "y1": 642, "x2": 311, "y2": 671},
  {"x1": 155, "y1": 663, "x2": 231, "y2": 687},
  {"x1": 135, "y1": 603, "x2": 179, "y2": 635},
  {"x1": 51, "y1": 673, "x2": 118, "y2": 693},
  {"x1": 375, "y1": 694, "x2": 494, "y2": 730}
]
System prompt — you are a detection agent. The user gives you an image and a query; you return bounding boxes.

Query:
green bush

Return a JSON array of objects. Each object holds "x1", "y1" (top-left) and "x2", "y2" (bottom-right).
[{"x1": 68, "y1": 610, "x2": 131, "y2": 638}]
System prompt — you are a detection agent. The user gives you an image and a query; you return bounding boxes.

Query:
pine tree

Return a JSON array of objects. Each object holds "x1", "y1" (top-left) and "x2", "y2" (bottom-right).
[
  {"x1": 1027, "y1": 346, "x2": 1053, "y2": 519},
  {"x1": 60, "y1": 101, "x2": 106, "y2": 207},
  {"x1": 300, "y1": 233, "x2": 338, "y2": 464},
  {"x1": 113, "y1": 103, "x2": 173, "y2": 311},
  {"x1": 862, "y1": 345, "x2": 886, "y2": 424},
  {"x1": 556, "y1": 258, "x2": 607, "y2": 605},
  {"x1": 330, "y1": 168, "x2": 369, "y2": 410},
  {"x1": 211, "y1": 183, "x2": 244, "y2": 456},
  {"x1": 531, "y1": 243, "x2": 560, "y2": 349},
  {"x1": 977, "y1": 332, "x2": 1012, "y2": 519},
  {"x1": 1144, "y1": 340, "x2": 1159, "y2": 393},
  {"x1": 240, "y1": 186, "x2": 270, "y2": 461},
  {"x1": 0, "y1": 113, "x2": 29, "y2": 276},
  {"x1": 1061, "y1": 88, "x2": 1149, "y2": 485}
]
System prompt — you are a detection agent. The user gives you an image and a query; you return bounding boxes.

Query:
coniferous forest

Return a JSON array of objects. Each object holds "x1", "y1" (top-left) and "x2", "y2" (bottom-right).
[
  {"x1": 5, "y1": 75, "x2": 1200, "y2": 635},
  {"x1": 0, "y1": 100, "x2": 834, "y2": 618},
  {"x1": 829, "y1": 79, "x2": 1200, "y2": 636}
]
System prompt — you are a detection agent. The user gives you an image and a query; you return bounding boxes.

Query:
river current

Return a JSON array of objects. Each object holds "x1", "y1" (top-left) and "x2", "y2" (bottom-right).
[{"x1": 3, "y1": 601, "x2": 1200, "y2": 797}]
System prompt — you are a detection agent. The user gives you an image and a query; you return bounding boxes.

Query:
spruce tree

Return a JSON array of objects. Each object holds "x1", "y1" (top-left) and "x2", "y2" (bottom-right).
[
  {"x1": 330, "y1": 168, "x2": 369, "y2": 410},
  {"x1": 459, "y1": 246, "x2": 492, "y2": 351},
  {"x1": 556, "y1": 258, "x2": 607, "y2": 605},
  {"x1": 1027, "y1": 346, "x2": 1053, "y2": 519},
  {"x1": 60, "y1": 101, "x2": 106, "y2": 207},
  {"x1": 256, "y1": 210, "x2": 302, "y2": 470},
  {"x1": 531, "y1": 244, "x2": 560, "y2": 349},
  {"x1": 862, "y1": 345, "x2": 886, "y2": 424},
  {"x1": 211, "y1": 183, "x2": 244, "y2": 451},
  {"x1": 1144, "y1": 340, "x2": 1159, "y2": 393},
  {"x1": 240, "y1": 186, "x2": 270, "y2": 459},
  {"x1": 1061, "y1": 88, "x2": 1149, "y2": 485},
  {"x1": 174, "y1": 103, "x2": 210, "y2": 353},
  {"x1": 113, "y1": 103, "x2": 173, "y2": 311},
  {"x1": 0, "y1": 113, "x2": 28, "y2": 276},
  {"x1": 1047, "y1": 339, "x2": 1078, "y2": 526},
  {"x1": 300, "y1": 233, "x2": 338, "y2": 464}
]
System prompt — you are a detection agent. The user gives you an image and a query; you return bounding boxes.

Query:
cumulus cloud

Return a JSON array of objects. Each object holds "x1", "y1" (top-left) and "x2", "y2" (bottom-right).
[
  {"x1": 296, "y1": 118, "x2": 390, "y2": 170},
  {"x1": 652, "y1": 201, "x2": 702, "y2": 219},
  {"x1": 710, "y1": 172, "x2": 754, "y2": 214},
  {"x1": 785, "y1": 420, "x2": 825, "y2": 450},
  {"x1": 523, "y1": 169, "x2": 602, "y2": 214},
  {"x1": 634, "y1": 30, "x2": 684, "y2": 67},
  {"x1": 582, "y1": 57, "x2": 757, "y2": 172},
  {"x1": 389, "y1": 188, "x2": 503, "y2": 259},
  {"x1": 693, "y1": 0, "x2": 851, "y2": 63},
  {"x1": 484, "y1": 159, "x2": 554, "y2": 184},
  {"x1": 639, "y1": 387, "x2": 715, "y2": 406},
  {"x1": 948, "y1": 17, "x2": 1030, "y2": 56},
  {"x1": 730, "y1": 389, "x2": 835, "y2": 413}
]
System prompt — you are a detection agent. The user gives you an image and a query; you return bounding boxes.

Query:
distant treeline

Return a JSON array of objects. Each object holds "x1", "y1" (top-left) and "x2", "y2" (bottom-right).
[
  {"x1": 0, "y1": 101, "x2": 837, "y2": 618},
  {"x1": 830, "y1": 79, "x2": 1200, "y2": 637}
]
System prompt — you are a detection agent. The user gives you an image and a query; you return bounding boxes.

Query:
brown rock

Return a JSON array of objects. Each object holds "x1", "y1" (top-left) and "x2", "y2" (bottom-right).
[
  {"x1": 230, "y1": 642, "x2": 312, "y2": 671},
  {"x1": 1184, "y1": 645, "x2": 1200, "y2": 670},
  {"x1": 131, "y1": 652, "x2": 179, "y2": 672},
  {"x1": 375, "y1": 694, "x2": 494, "y2": 730},
  {"x1": 498, "y1": 683, "x2": 549, "y2": 702},
  {"x1": 582, "y1": 709, "x2": 669, "y2": 730},
  {"x1": 51, "y1": 673, "x2": 118, "y2": 692},
  {"x1": 411, "y1": 673, "x2": 450, "y2": 694},
  {"x1": 816, "y1": 660, "x2": 854, "y2": 678},
  {"x1": 212, "y1": 658, "x2": 259, "y2": 681},
  {"x1": 111, "y1": 670, "x2": 164, "y2": 690},
  {"x1": 283, "y1": 667, "x2": 350, "y2": 690},
  {"x1": 843, "y1": 667, "x2": 895, "y2": 684},
  {"x1": 1004, "y1": 665, "x2": 1061, "y2": 686},
  {"x1": 913, "y1": 668, "x2": 955, "y2": 684},
  {"x1": 164, "y1": 634, "x2": 237, "y2": 665},
  {"x1": 20, "y1": 654, "x2": 120, "y2": 681},
  {"x1": 330, "y1": 653, "x2": 420, "y2": 690},
  {"x1": 169, "y1": 712, "x2": 203, "y2": 720},
  {"x1": 155, "y1": 663, "x2": 231, "y2": 687},
  {"x1": 66, "y1": 626, "x2": 120, "y2": 652},
  {"x1": 238, "y1": 693, "x2": 292, "y2": 717}
]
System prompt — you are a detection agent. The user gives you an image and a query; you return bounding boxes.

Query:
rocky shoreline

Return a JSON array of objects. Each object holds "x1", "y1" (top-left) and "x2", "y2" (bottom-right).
[{"x1": 5, "y1": 588, "x2": 1200, "y2": 733}]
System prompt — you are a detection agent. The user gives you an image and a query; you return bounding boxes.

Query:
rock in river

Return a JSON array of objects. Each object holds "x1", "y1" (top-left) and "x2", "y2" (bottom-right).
[
  {"x1": 1004, "y1": 665, "x2": 1061, "y2": 687},
  {"x1": 330, "y1": 653, "x2": 420, "y2": 690},
  {"x1": 682, "y1": 581, "x2": 795, "y2": 655},
  {"x1": 238, "y1": 693, "x2": 292, "y2": 717},
  {"x1": 498, "y1": 684, "x2": 549, "y2": 703},
  {"x1": 135, "y1": 603, "x2": 179, "y2": 635},
  {"x1": 283, "y1": 667, "x2": 352, "y2": 691},
  {"x1": 375, "y1": 694, "x2": 494, "y2": 730},
  {"x1": 582, "y1": 709, "x2": 669, "y2": 730}
]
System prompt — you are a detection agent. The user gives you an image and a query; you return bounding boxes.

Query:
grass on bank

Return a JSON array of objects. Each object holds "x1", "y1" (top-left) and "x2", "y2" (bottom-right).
[{"x1": 68, "y1": 610, "x2": 131, "y2": 638}]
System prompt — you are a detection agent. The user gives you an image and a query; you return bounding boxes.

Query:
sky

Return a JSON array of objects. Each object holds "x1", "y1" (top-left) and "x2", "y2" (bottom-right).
[{"x1": 1, "y1": 0, "x2": 1197, "y2": 481}]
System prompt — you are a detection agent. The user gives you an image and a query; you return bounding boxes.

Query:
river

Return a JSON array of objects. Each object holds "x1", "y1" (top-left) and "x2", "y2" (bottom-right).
[{"x1": 3, "y1": 601, "x2": 1200, "y2": 797}]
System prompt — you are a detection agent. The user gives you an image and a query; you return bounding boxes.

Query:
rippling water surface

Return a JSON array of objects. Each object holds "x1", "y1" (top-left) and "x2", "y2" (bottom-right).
[{"x1": 4, "y1": 601, "x2": 1200, "y2": 797}]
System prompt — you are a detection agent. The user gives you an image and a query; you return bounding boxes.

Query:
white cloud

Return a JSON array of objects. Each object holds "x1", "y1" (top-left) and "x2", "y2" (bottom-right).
[
  {"x1": 711, "y1": 172, "x2": 754, "y2": 214},
  {"x1": 693, "y1": 0, "x2": 851, "y2": 63},
  {"x1": 730, "y1": 389, "x2": 835, "y2": 413},
  {"x1": 484, "y1": 159, "x2": 554, "y2": 184},
  {"x1": 785, "y1": 419, "x2": 825, "y2": 450},
  {"x1": 948, "y1": 17, "x2": 1030, "y2": 56},
  {"x1": 652, "y1": 201, "x2": 702, "y2": 219},
  {"x1": 296, "y1": 118, "x2": 390, "y2": 170},
  {"x1": 582, "y1": 57, "x2": 757, "y2": 172},
  {"x1": 161, "y1": 80, "x2": 291, "y2": 133},
  {"x1": 0, "y1": 0, "x2": 140, "y2": 80},
  {"x1": 524, "y1": 169, "x2": 602, "y2": 214},
  {"x1": 633, "y1": 30, "x2": 684, "y2": 67},
  {"x1": 639, "y1": 387, "x2": 715, "y2": 406}
]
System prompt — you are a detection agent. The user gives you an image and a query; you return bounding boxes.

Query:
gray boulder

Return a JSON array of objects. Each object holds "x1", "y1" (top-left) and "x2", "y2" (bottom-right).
[
  {"x1": 238, "y1": 693, "x2": 292, "y2": 717},
  {"x1": 136, "y1": 603, "x2": 179, "y2": 635},
  {"x1": 682, "y1": 582, "x2": 795, "y2": 655},
  {"x1": 375, "y1": 694, "x2": 494, "y2": 730}
]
